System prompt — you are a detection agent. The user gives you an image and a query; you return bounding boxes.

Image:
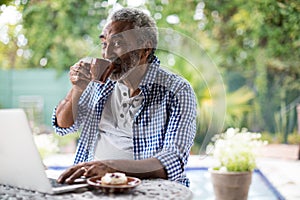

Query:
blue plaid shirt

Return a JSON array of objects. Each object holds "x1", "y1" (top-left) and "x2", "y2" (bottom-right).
[{"x1": 52, "y1": 57, "x2": 197, "y2": 187}]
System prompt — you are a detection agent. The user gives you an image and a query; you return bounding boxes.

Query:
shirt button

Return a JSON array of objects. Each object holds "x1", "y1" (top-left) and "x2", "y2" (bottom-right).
[
  {"x1": 120, "y1": 114, "x2": 124, "y2": 118},
  {"x1": 123, "y1": 92, "x2": 127, "y2": 96},
  {"x1": 122, "y1": 103, "x2": 127, "y2": 108}
]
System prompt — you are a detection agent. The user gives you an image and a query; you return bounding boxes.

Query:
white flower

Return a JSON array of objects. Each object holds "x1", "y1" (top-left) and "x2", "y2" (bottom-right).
[{"x1": 206, "y1": 127, "x2": 268, "y2": 172}]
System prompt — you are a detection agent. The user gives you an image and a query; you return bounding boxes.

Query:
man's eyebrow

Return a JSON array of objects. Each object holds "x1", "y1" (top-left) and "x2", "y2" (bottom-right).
[
  {"x1": 99, "y1": 34, "x2": 124, "y2": 40},
  {"x1": 111, "y1": 34, "x2": 124, "y2": 40}
]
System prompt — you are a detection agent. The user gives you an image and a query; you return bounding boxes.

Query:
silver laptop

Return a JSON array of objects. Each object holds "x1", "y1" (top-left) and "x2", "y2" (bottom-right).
[{"x1": 0, "y1": 108, "x2": 88, "y2": 194}]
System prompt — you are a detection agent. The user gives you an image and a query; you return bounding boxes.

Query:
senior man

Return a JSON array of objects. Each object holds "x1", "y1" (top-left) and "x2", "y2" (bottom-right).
[{"x1": 52, "y1": 7, "x2": 196, "y2": 187}]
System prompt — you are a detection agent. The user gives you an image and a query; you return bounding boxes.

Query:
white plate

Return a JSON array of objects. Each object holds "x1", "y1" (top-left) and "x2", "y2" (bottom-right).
[{"x1": 87, "y1": 176, "x2": 141, "y2": 193}]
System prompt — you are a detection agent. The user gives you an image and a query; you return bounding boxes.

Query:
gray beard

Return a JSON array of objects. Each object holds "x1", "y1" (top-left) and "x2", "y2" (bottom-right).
[{"x1": 109, "y1": 52, "x2": 140, "y2": 81}]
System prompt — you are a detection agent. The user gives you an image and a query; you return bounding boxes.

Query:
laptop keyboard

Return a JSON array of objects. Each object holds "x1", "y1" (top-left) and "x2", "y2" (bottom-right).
[
  {"x1": 48, "y1": 178, "x2": 70, "y2": 188},
  {"x1": 48, "y1": 177, "x2": 87, "y2": 188}
]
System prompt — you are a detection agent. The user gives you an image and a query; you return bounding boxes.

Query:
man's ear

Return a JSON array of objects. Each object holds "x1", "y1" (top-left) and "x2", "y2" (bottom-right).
[{"x1": 144, "y1": 40, "x2": 153, "y2": 57}]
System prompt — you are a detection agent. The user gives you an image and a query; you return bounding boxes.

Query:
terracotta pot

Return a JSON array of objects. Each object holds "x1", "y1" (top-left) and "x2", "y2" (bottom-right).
[{"x1": 210, "y1": 170, "x2": 252, "y2": 200}]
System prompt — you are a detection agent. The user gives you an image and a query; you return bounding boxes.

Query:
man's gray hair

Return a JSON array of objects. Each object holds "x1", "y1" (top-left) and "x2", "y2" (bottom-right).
[{"x1": 109, "y1": 7, "x2": 158, "y2": 62}]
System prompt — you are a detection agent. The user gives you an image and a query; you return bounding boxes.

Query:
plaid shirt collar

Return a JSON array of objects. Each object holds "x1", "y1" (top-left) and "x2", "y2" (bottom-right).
[{"x1": 139, "y1": 56, "x2": 160, "y2": 89}]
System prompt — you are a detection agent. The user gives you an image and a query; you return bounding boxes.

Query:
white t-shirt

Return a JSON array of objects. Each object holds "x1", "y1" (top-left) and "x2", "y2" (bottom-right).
[{"x1": 94, "y1": 82, "x2": 143, "y2": 160}]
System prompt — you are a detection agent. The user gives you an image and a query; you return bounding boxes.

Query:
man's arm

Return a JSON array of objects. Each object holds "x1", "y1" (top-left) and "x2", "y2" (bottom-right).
[
  {"x1": 55, "y1": 88, "x2": 83, "y2": 128},
  {"x1": 102, "y1": 158, "x2": 167, "y2": 179},
  {"x1": 55, "y1": 61, "x2": 91, "y2": 128},
  {"x1": 57, "y1": 158, "x2": 167, "y2": 184}
]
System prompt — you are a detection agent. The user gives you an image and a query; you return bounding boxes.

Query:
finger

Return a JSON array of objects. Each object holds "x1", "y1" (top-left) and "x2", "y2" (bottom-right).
[
  {"x1": 84, "y1": 165, "x2": 100, "y2": 177},
  {"x1": 78, "y1": 64, "x2": 90, "y2": 73},
  {"x1": 70, "y1": 70, "x2": 91, "y2": 83},
  {"x1": 65, "y1": 167, "x2": 87, "y2": 184},
  {"x1": 70, "y1": 63, "x2": 91, "y2": 80},
  {"x1": 70, "y1": 75, "x2": 78, "y2": 83},
  {"x1": 84, "y1": 163, "x2": 112, "y2": 178},
  {"x1": 77, "y1": 69, "x2": 91, "y2": 80},
  {"x1": 71, "y1": 75, "x2": 90, "y2": 84},
  {"x1": 70, "y1": 64, "x2": 80, "y2": 71},
  {"x1": 57, "y1": 166, "x2": 80, "y2": 183},
  {"x1": 79, "y1": 63, "x2": 92, "y2": 78},
  {"x1": 69, "y1": 70, "x2": 78, "y2": 77},
  {"x1": 78, "y1": 61, "x2": 91, "y2": 70}
]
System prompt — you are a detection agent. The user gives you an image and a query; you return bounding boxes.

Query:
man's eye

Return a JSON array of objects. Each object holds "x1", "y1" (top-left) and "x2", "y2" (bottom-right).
[{"x1": 113, "y1": 40, "x2": 121, "y2": 47}]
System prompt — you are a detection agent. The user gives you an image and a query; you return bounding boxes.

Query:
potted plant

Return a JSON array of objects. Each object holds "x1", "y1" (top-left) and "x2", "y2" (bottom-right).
[{"x1": 206, "y1": 127, "x2": 267, "y2": 200}]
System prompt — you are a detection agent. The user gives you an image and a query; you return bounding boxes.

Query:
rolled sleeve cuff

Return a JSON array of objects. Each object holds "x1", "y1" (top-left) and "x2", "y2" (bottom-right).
[
  {"x1": 51, "y1": 107, "x2": 78, "y2": 136},
  {"x1": 154, "y1": 150, "x2": 189, "y2": 187}
]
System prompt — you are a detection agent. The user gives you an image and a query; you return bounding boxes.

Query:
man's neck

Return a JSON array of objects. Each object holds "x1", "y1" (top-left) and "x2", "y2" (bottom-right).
[{"x1": 120, "y1": 63, "x2": 149, "y2": 97}]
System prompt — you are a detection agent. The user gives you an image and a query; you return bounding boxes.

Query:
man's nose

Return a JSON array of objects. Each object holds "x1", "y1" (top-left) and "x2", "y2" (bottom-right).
[{"x1": 103, "y1": 43, "x2": 116, "y2": 60}]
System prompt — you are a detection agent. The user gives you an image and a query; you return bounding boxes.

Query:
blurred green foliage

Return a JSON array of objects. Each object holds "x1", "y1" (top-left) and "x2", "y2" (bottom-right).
[
  {"x1": 1, "y1": 0, "x2": 299, "y2": 152},
  {"x1": 22, "y1": 0, "x2": 109, "y2": 73},
  {"x1": 0, "y1": 0, "x2": 12, "y2": 5}
]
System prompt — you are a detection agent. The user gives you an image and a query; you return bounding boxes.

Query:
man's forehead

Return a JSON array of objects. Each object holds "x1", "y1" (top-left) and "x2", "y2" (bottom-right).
[{"x1": 99, "y1": 21, "x2": 135, "y2": 39}]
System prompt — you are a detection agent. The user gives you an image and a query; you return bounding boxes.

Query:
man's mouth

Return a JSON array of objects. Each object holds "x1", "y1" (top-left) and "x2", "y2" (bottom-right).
[
  {"x1": 114, "y1": 57, "x2": 122, "y2": 65},
  {"x1": 111, "y1": 58, "x2": 122, "y2": 74}
]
